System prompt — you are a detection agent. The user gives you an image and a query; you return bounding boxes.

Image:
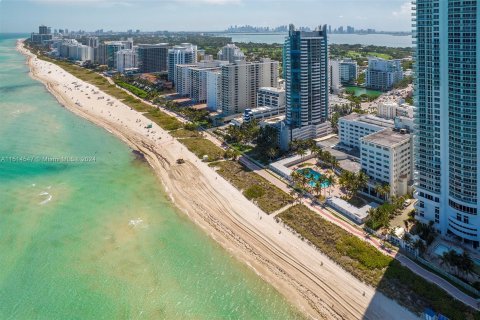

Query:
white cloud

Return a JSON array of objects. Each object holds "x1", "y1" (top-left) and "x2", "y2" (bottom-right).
[
  {"x1": 392, "y1": 1, "x2": 411, "y2": 17},
  {"x1": 29, "y1": 0, "x2": 133, "y2": 6},
  {"x1": 29, "y1": 0, "x2": 241, "y2": 6},
  {"x1": 173, "y1": 0, "x2": 241, "y2": 4}
]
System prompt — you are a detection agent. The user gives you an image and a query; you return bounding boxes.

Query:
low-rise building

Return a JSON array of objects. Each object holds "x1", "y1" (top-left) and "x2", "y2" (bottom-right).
[
  {"x1": 377, "y1": 102, "x2": 414, "y2": 119},
  {"x1": 257, "y1": 87, "x2": 285, "y2": 109},
  {"x1": 326, "y1": 197, "x2": 377, "y2": 224},
  {"x1": 360, "y1": 129, "x2": 413, "y2": 198},
  {"x1": 338, "y1": 113, "x2": 394, "y2": 149}
]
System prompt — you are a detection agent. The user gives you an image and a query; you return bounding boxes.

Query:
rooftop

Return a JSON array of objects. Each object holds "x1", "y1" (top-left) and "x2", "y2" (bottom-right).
[
  {"x1": 340, "y1": 113, "x2": 395, "y2": 128},
  {"x1": 258, "y1": 87, "x2": 285, "y2": 93},
  {"x1": 361, "y1": 129, "x2": 411, "y2": 147}
]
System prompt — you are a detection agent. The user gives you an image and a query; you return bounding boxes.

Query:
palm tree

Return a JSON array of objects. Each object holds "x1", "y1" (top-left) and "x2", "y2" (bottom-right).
[
  {"x1": 290, "y1": 171, "x2": 301, "y2": 187},
  {"x1": 374, "y1": 183, "x2": 391, "y2": 200},
  {"x1": 459, "y1": 252, "x2": 474, "y2": 277},
  {"x1": 330, "y1": 157, "x2": 339, "y2": 172},
  {"x1": 326, "y1": 174, "x2": 336, "y2": 196},
  {"x1": 312, "y1": 181, "x2": 323, "y2": 199},
  {"x1": 313, "y1": 146, "x2": 324, "y2": 163},
  {"x1": 299, "y1": 174, "x2": 309, "y2": 190},
  {"x1": 352, "y1": 171, "x2": 369, "y2": 198},
  {"x1": 297, "y1": 147, "x2": 307, "y2": 160},
  {"x1": 266, "y1": 147, "x2": 278, "y2": 161},
  {"x1": 413, "y1": 239, "x2": 426, "y2": 257},
  {"x1": 317, "y1": 175, "x2": 327, "y2": 197}
]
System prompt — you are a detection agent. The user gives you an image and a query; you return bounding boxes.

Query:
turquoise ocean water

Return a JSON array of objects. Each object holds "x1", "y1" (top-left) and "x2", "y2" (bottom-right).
[{"x1": 0, "y1": 34, "x2": 302, "y2": 319}]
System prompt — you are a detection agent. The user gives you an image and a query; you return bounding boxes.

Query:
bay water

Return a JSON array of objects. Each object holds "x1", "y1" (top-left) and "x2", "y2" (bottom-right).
[{"x1": 0, "y1": 34, "x2": 302, "y2": 319}]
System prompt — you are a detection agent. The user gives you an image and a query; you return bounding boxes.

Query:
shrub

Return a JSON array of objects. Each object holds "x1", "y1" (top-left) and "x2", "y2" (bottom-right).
[{"x1": 244, "y1": 185, "x2": 265, "y2": 200}]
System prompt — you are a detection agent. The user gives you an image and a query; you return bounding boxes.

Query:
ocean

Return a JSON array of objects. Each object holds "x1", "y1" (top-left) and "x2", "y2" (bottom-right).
[
  {"x1": 0, "y1": 34, "x2": 302, "y2": 319},
  {"x1": 217, "y1": 32, "x2": 413, "y2": 47}
]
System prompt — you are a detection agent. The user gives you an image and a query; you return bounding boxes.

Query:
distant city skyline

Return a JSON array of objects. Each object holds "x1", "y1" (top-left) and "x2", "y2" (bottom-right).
[{"x1": 1, "y1": 0, "x2": 412, "y2": 33}]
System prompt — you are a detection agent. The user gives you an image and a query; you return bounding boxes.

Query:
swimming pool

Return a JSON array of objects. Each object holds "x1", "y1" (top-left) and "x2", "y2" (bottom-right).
[
  {"x1": 297, "y1": 168, "x2": 330, "y2": 188},
  {"x1": 433, "y1": 244, "x2": 463, "y2": 257}
]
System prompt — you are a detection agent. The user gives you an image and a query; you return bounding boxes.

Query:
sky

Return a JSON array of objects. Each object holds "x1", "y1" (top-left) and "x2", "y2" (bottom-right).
[{"x1": 0, "y1": 0, "x2": 412, "y2": 33}]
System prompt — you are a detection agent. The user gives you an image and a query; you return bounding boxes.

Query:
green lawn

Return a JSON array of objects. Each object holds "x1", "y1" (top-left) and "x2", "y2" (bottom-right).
[
  {"x1": 366, "y1": 52, "x2": 393, "y2": 60},
  {"x1": 278, "y1": 205, "x2": 479, "y2": 320},
  {"x1": 213, "y1": 161, "x2": 293, "y2": 214}
]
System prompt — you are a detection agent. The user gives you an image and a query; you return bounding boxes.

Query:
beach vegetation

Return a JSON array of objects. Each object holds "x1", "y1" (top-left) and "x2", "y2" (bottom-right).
[
  {"x1": 213, "y1": 161, "x2": 293, "y2": 213},
  {"x1": 145, "y1": 108, "x2": 183, "y2": 131},
  {"x1": 277, "y1": 205, "x2": 478, "y2": 320},
  {"x1": 170, "y1": 128, "x2": 202, "y2": 139},
  {"x1": 179, "y1": 138, "x2": 225, "y2": 162},
  {"x1": 114, "y1": 80, "x2": 149, "y2": 99},
  {"x1": 244, "y1": 185, "x2": 266, "y2": 200}
]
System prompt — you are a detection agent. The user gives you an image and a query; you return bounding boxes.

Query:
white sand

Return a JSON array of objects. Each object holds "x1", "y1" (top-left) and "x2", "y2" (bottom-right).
[{"x1": 18, "y1": 40, "x2": 419, "y2": 320}]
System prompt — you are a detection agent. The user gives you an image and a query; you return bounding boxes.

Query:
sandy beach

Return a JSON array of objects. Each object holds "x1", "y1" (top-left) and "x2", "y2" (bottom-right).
[{"x1": 17, "y1": 40, "x2": 419, "y2": 320}]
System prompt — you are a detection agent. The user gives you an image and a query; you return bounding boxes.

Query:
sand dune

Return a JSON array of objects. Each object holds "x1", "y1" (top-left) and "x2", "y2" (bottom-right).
[{"x1": 18, "y1": 40, "x2": 419, "y2": 320}]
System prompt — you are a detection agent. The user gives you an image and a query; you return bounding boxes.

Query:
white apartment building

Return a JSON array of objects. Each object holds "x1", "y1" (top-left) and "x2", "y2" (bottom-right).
[
  {"x1": 257, "y1": 87, "x2": 285, "y2": 109},
  {"x1": 219, "y1": 58, "x2": 279, "y2": 115},
  {"x1": 414, "y1": 0, "x2": 480, "y2": 246},
  {"x1": 329, "y1": 60, "x2": 341, "y2": 94},
  {"x1": 366, "y1": 57, "x2": 403, "y2": 91},
  {"x1": 338, "y1": 113, "x2": 394, "y2": 149},
  {"x1": 339, "y1": 59, "x2": 358, "y2": 84},
  {"x1": 330, "y1": 58, "x2": 358, "y2": 94},
  {"x1": 206, "y1": 70, "x2": 221, "y2": 111},
  {"x1": 58, "y1": 39, "x2": 93, "y2": 62},
  {"x1": 168, "y1": 43, "x2": 198, "y2": 84},
  {"x1": 360, "y1": 129, "x2": 413, "y2": 198},
  {"x1": 115, "y1": 49, "x2": 138, "y2": 73},
  {"x1": 217, "y1": 44, "x2": 245, "y2": 63},
  {"x1": 377, "y1": 102, "x2": 414, "y2": 119},
  {"x1": 175, "y1": 60, "x2": 228, "y2": 103}
]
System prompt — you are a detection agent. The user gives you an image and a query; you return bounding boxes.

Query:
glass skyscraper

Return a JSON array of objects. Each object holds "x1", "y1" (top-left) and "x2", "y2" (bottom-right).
[{"x1": 414, "y1": 0, "x2": 480, "y2": 247}]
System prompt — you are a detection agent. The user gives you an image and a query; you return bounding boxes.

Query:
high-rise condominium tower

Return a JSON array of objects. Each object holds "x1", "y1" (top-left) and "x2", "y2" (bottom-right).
[
  {"x1": 414, "y1": 0, "x2": 480, "y2": 247},
  {"x1": 281, "y1": 24, "x2": 330, "y2": 147},
  {"x1": 137, "y1": 44, "x2": 169, "y2": 73}
]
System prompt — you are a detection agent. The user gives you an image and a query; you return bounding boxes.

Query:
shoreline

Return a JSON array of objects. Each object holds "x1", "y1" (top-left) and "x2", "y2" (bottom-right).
[{"x1": 17, "y1": 40, "x2": 419, "y2": 320}]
